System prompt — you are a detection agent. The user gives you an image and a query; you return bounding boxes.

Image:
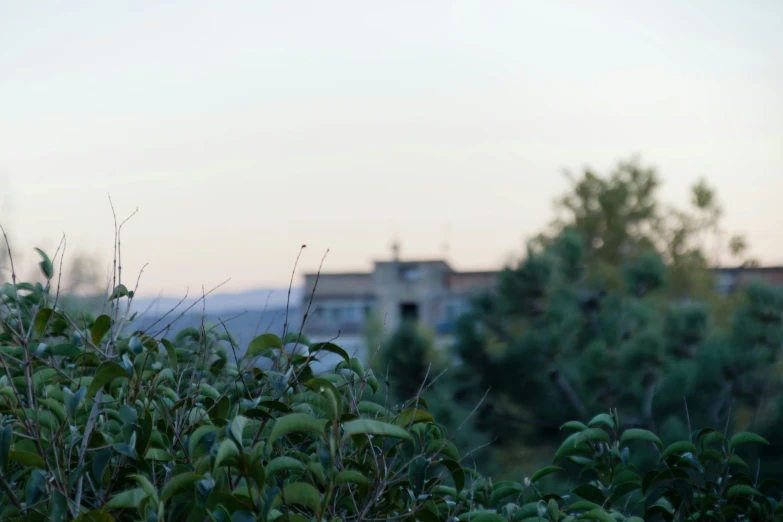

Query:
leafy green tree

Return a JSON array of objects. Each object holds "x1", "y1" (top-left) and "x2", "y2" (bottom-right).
[
  {"x1": 374, "y1": 320, "x2": 441, "y2": 404},
  {"x1": 451, "y1": 158, "x2": 783, "y2": 481}
]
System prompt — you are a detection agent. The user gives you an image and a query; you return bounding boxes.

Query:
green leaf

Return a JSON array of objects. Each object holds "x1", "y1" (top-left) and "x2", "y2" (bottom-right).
[
  {"x1": 9, "y1": 450, "x2": 46, "y2": 469},
  {"x1": 144, "y1": 448, "x2": 174, "y2": 462},
  {"x1": 552, "y1": 431, "x2": 591, "y2": 462},
  {"x1": 229, "y1": 415, "x2": 250, "y2": 446},
  {"x1": 275, "y1": 482, "x2": 322, "y2": 512},
  {"x1": 620, "y1": 428, "x2": 664, "y2": 449},
  {"x1": 158, "y1": 340, "x2": 177, "y2": 375},
  {"x1": 113, "y1": 442, "x2": 136, "y2": 460},
  {"x1": 50, "y1": 343, "x2": 84, "y2": 358},
  {"x1": 394, "y1": 408, "x2": 434, "y2": 427},
  {"x1": 250, "y1": 459, "x2": 266, "y2": 492},
  {"x1": 35, "y1": 248, "x2": 53, "y2": 279},
  {"x1": 26, "y1": 469, "x2": 46, "y2": 505},
  {"x1": 48, "y1": 490, "x2": 68, "y2": 522},
  {"x1": 458, "y1": 514, "x2": 506, "y2": 522},
  {"x1": 727, "y1": 484, "x2": 762, "y2": 498},
  {"x1": 409, "y1": 456, "x2": 427, "y2": 495},
  {"x1": 87, "y1": 361, "x2": 128, "y2": 399},
  {"x1": 425, "y1": 439, "x2": 460, "y2": 461},
  {"x1": 560, "y1": 420, "x2": 588, "y2": 432},
  {"x1": 105, "y1": 487, "x2": 148, "y2": 509},
  {"x1": 587, "y1": 413, "x2": 614, "y2": 430},
  {"x1": 92, "y1": 450, "x2": 112, "y2": 484},
  {"x1": 109, "y1": 284, "x2": 129, "y2": 301},
  {"x1": 305, "y1": 378, "x2": 343, "y2": 421},
  {"x1": 34, "y1": 308, "x2": 53, "y2": 338},
  {"x1": 441, "y1": 458, "x2": 466, "y2": 492},
  {"x1": 349, "y1": 357, "x2": 365, "y2": 378},
  {"x1": 129, "y1": 474, "x2": 159, "y2": 504},
  {"x1": 160, "y1": 472, "x2": 203, "y2": 503},
  {"x1": 572, "y1": 484, "x2": 605, "y2": 505},
  {"x1": 91, "y1": 315, "x2": 111, "y2": 345},
  {"x1": 530, "y1": 466, "x2": 563, "y2": 484},
  {"x1": 489, "y1": 483, "x2": 522, "y2": 505},
  {"x1": 660, "y1": 440, "x2": 697, "y2": 461},
  {"x1": 727, "y1": 454, "x2": 749, "y2": 469},
  {"x1": 366, "y1": 371, "x2": 379, "y2": 394},
  {"x1": 269, "y1": 413, "x2": 325, "y2": 443},
  {"x1": 580, "y1": 509, "x2": 616, "y2": 522},
  {"x1": 573, "y1": 428, "x2": 610, "y2": 447},
  {"x1": 119, "y1": 404, "x2": 138, "y2": 426},
  {"x1": 64, "y1": 386, "x2": 87, "y2": 418},
  {"x1": 214, "y1": 439, "x2": 240, "y2": 470},
  {"x1": 566, "y1": 500, "x2": 602, "y2": 512},
  {"x1": 309, "y1": 342, "x2": 350, "y2": 364},
  {"x1": 729, "y1": 432, "x2": 770, "y2": 451},
  {"x1": 342, "y1": 419, "x2": 414, "y2": 443},
  {"x1": 188, "y1": 425, "x2": 219, "y2": 457},
  {"x1": 547, "y1": 498, "x2": 560, "y2": 522},
  {"x1": 357, "y1": 401, "x2": 390, "y2": 416},
  {"x1": 335, "y1": 470, "x2": 369, "y2": 487},
  {"x1": 246, "y1": 333, "x2": 283, "y2": 357},
  {"x1": 266, "y1": 456, "x2": 307, "y2": 476}
]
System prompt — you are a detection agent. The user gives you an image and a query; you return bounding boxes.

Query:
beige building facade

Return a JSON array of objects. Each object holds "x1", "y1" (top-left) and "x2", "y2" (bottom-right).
[
  {"x1": 300, "y1": 248, "x2": 783, "y2": 359},
  {"x1": 300, "y1": 251, "x2": 498, "y2": 356}
]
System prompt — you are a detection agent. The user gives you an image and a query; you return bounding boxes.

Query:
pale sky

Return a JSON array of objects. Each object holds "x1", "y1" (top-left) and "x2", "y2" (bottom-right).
[{"x1": 1, "y1": 1, "x2": 782, "y2": 296}]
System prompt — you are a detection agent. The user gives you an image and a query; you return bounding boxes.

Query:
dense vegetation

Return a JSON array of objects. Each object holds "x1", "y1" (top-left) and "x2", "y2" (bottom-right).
[
  {"x1": 374, "y1": 160, "x2": 783, "y2": 488},
  {"x1": 0, "y1": 249, "x2": 781, "y2": 521},
  {"x1": 1, "y1": 158, "x2": 781, "y2": 520}
]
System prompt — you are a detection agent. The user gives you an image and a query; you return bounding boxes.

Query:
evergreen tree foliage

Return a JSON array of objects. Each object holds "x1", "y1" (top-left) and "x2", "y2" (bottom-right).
[{"x1": 449, "y1": 158, "x2": 783, "y2": 482}]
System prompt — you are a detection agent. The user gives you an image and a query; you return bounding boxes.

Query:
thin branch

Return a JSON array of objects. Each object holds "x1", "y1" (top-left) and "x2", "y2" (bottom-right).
[
  {"x1": 148, "y1": 278, "x2": 231, "y2": 339},
  {"x1": 282, "y1": 244, "x2": 306, "y2": 342}
]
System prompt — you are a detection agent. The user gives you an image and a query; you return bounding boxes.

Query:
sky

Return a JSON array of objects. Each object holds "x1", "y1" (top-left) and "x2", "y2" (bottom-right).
[{"x1": 1, "y1": 0, "x2": 782, "y2": 296}]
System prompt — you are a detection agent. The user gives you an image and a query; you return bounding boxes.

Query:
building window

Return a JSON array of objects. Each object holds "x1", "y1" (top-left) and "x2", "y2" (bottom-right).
[
  {"x1": 399, "y1": 265, "x2": 420, "y2": 281},
  {"x1": 400, "y1": 302, "x2": 419, "y2": 322}
]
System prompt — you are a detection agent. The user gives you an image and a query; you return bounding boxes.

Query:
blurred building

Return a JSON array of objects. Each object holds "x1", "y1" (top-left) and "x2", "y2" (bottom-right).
[
  {"x1": 301, "y1": 246, "x2": 783, "y2": 357},
  {"x1": 300, "y1": 245, "x2": 497, "y2": 355},
  {"x1": 713, "y1": 265, "x2": 783, "y2": 296}
]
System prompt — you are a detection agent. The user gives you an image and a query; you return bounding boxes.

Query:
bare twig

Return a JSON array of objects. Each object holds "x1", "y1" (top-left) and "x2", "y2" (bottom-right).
[{"x1": 282, "y1": 245, "x2": 306, "y2": 342}]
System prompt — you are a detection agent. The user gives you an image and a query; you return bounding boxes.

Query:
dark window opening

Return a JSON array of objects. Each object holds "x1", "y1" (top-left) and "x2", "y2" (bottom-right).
[{"x1": 400, "y1": 302, "x2": 420, "y2": 322}]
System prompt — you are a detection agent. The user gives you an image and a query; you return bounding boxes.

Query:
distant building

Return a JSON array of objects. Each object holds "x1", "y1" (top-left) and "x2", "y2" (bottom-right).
[
  {"x1": 300, "y1": 245, "x2": 783, "y2": 356},
  {"x1": 300, "y1": 245, "x2": 498, "y2": 355},
  {"x1": 713, "y1": 265, "x2": 783, "y2": 296}
]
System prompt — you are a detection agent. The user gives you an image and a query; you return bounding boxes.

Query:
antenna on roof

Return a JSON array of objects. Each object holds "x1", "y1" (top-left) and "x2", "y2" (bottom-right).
[
  {"x1": 441, "y1": 223, "x2": 451, "y2": 261},
  {"x1": 391, "y1": 236, "x2": 400, "y2": 262}
]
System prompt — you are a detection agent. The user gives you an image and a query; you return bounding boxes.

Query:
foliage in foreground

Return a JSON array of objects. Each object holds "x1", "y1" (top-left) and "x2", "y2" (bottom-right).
[{"x1": 0, "y1": 251, "x2": 781, "y2": 521}]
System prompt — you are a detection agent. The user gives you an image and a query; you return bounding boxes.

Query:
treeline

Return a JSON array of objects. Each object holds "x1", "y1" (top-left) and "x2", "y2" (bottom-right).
[{"x1": 373, "y1": 158, "x2": 783, "y2": 483}]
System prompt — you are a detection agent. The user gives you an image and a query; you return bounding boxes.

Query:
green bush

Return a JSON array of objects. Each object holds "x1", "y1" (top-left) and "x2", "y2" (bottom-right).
[{"x1": 0, "y1": 249, "x2": 781, "y2": 521}]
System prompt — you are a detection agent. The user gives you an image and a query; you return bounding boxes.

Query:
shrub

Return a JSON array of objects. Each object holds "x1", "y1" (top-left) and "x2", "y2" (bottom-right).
[{"x1": 0, "y1": 249, "x2": 780, "y2": 521}]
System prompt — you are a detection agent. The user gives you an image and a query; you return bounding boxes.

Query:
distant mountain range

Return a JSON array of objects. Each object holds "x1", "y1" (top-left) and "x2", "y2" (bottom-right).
[
  {"x1": 125, "y1": 287, "x2": 309, "y2": 357},
  {"x1": 128, "y1": 287, "x2": 305, "y2": 316},
  {"x1": 55, "y1": 285, "x2": 360, "y2": 366}
]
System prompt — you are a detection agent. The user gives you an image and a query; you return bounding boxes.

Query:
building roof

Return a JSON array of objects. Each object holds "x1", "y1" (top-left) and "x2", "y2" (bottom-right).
[
  {"x1": 373, "y1": 259, "x2": 453, "y2": 269},
  {"x1": 714, "y1": 265, "x2": 783, "y2": 273},
  {"x1": 303, "y1": 271, "x2": 370, "y2": 279}
]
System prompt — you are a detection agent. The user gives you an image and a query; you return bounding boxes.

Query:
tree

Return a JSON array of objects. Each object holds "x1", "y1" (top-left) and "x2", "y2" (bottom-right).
[
  {"x1": 374, "y1": 320, "x2": 440, "y2": 404},
  {"x1": 450, "y1": 158, "x2": 783, "y2": 480}
]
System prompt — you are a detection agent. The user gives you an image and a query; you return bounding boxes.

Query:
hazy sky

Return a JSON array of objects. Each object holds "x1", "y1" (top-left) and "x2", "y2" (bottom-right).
[{"x1": 1, "y1": 1, "x2": 782, "y2": 296}]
